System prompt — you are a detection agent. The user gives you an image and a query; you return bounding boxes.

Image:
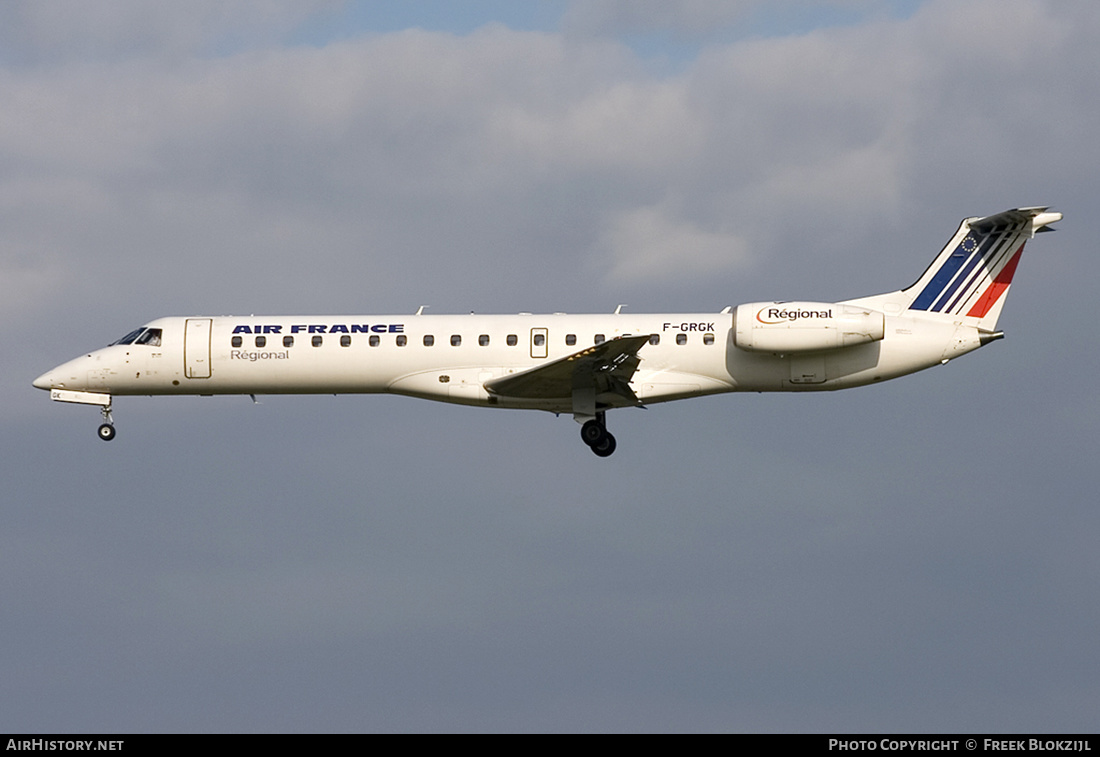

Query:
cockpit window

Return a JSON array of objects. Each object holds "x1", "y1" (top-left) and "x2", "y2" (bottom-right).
[
  {"x1": 111, "y1": 327, "x2": 161, "y2": 347},
  {"x1": 111, "y1": 328, "x2": 145, "y2": 346},
  {"x1": 135, "y1": 328, "x2": 162, "y2": 346}
]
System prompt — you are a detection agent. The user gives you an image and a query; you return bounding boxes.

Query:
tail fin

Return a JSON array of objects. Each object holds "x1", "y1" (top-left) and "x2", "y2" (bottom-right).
[{"x1": 903, "y1": 207, "x2": 1061, "y2": 330}]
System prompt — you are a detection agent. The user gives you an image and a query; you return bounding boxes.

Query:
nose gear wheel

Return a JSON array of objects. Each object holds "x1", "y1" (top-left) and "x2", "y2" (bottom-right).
[{"x1": 97, "y1": 404, "x2": 116, "y2": 441}]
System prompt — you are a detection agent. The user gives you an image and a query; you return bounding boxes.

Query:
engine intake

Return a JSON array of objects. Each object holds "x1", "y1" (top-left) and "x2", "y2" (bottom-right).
[{"x1": 733, "y1": 301, "x2": 885, "y2": 353}]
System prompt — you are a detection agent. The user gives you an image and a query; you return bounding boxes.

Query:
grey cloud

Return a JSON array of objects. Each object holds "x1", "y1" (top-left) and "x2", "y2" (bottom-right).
[
  {"x1": 0, "y1": 0, "x2": 340, "y2": 65},
  {"x1": 561, "y1": 0, "x2": 900, "y2": 40}
]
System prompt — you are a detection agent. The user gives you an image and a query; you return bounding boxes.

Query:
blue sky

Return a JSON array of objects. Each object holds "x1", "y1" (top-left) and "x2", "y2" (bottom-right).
[
  {"x1": 297, "y1": 1, "x2": 925, "y2": 39},
  {"x1": 299, "y1": 1, "x2": 570, "y2": 38},
  {"x1": 4, "y1": 0, "x2": 1099, "y2": 733},
  {"x1": 293, "y1": 1, "x2": 927, "y2": 67}
]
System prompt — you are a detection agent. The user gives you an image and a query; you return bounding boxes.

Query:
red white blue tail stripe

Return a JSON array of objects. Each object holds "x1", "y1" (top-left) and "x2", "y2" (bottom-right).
[
  {"x1": 905, "y1": 207, "x2": 1059, "y2": 321},
  {"x1": 908, "y1": 226, "x2": 1025, "y2": 316}
]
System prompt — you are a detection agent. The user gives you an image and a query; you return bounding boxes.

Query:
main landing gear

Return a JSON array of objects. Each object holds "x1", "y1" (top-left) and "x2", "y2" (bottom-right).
[{"x1": 580, "y1": 412, "x2": 616, "y2": 457}]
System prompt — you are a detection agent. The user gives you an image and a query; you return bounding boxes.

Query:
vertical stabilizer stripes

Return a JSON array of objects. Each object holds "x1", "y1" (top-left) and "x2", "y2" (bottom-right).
[
  {"x1": 929, "y1": 231, "x2": 1001, "y2": 312},
  {"x1": 966, "y1": 247, "x2": 1023, "y2": 319},
  {"x1": 909, "y1": 233, "x2": 977, "y2": 311},
  {"x1": 908, "y1": 217, "x2": 1029, "y2": 317},
  {"x1": 943, "y1": 232, "x2": 1018, "y2": 314}
]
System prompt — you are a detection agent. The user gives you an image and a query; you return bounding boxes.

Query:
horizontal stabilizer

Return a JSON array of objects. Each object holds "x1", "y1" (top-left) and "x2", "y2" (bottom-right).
[{"x1": 969, "y1": 206, "x2": 1062, "y2": 236}]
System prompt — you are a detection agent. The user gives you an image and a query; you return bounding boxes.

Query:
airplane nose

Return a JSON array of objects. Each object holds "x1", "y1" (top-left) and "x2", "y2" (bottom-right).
[{"x1": 33, "y1": 372, "x2": 53, "y2": 390}]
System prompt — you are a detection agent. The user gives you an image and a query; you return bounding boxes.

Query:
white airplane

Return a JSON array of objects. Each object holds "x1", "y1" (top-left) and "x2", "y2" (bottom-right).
[{"x1": 34, "y1": 207, "x2": 1060, "y2": 456}]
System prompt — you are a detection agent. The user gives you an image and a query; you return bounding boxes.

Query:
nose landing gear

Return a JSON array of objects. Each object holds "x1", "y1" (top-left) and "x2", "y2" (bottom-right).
[
  {"x1": 580, "y1": 413, "x2": 616, "y2": 457},
  {"x1": 41, "y1": 388, "x2": 117, "y2": 442},
  {"x1": 97, "y1": 404, "x2": 116, "y2": 442}
]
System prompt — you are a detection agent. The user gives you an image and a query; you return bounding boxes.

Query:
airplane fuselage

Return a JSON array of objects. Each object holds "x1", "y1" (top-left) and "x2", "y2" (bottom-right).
[{"x1": 34, "y1": 306, "x2": 975, "y2": 412}]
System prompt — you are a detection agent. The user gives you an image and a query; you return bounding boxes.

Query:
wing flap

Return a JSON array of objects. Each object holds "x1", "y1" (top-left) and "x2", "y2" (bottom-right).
[{"x1": 484, "y1": 334, "x2": 654, "y2": 401}]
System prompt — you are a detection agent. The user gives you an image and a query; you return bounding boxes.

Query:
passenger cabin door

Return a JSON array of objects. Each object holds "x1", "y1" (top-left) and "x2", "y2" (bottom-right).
[
  {"x1": 530, "y1": 328, "x2": 548, "y2": 359},
  {"x1": 184, "y1": 318, "x2": 212, "y2": 379}
]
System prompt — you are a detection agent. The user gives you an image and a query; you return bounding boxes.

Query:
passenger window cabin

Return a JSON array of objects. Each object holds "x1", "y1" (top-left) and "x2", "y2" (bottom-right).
[{"x1": 225, "y1": 326, "x2": 692, "y2": 352}]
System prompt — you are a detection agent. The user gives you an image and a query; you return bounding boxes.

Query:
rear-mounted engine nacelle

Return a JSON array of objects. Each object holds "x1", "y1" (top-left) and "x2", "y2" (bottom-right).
[{"x1": 733, "y1": 301, "x2": 885, "y2": 353}]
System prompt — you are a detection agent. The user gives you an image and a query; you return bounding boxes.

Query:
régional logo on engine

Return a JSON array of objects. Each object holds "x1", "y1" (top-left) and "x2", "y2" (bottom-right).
[{"x1": 756, "y1": 307, "x2": 833, "y2": 324}]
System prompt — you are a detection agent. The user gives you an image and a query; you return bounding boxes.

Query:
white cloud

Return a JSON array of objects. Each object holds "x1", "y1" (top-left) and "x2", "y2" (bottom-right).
[
  {"x1": 599, "y1": 203, "x2": 748, "y2": 282},
  {"x1": 489, "y1": 77, "x2": 703, "y2": 175}
]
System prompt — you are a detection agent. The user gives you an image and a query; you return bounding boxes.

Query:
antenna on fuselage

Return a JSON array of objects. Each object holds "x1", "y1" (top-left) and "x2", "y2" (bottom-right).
[{"x1": 415, "y1": 305, "x2": 428, "y2": 315}]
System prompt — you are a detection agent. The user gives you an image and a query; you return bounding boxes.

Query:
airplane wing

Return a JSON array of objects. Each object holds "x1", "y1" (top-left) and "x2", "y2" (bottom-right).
[{"x1": 484, "y1": 334, "x2": 654, "y2": 404}]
